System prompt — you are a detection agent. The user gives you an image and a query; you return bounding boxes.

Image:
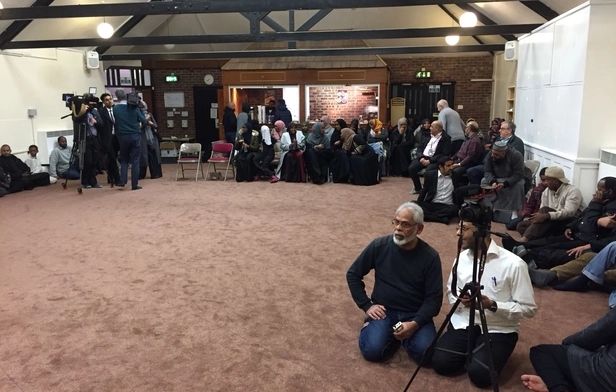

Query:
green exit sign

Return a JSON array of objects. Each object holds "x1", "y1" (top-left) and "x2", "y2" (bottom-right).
[
  {"x1": 166, "y1": 75, "x2": 178, "y2": 83},
  {"x1": 415, "y1": 71, "x2": 432, "y2": 79}
]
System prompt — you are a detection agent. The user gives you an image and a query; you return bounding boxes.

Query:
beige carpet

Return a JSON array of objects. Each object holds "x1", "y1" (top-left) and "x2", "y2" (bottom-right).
[{"x1": 0, "y1": 165, "x2": 608, "y2": 392}]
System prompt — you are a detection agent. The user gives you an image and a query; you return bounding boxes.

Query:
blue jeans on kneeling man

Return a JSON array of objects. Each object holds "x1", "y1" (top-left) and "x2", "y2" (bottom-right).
[{"x1": 358, "y1": 308, "x2": 436, "y2": 363}]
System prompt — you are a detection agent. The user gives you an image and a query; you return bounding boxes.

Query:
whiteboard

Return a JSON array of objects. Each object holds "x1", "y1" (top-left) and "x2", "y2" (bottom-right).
[{"x1": 164, "y1": 92, "x2": 185, "y2": 108}]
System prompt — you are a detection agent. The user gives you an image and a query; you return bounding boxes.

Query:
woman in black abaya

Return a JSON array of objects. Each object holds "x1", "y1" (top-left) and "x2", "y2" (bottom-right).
[
  {"x1": 341, "y1": 128, "x2": 379, "y2": 186},
  {"x1": 329, "y1": 119, "x2": 350, "y2": 183},
  {"x1": 304, "y1": 122, "x2": 330, "y2": 185},
  {"x1": 234, "y1": 122, "x2": 261, "y2": 182}
]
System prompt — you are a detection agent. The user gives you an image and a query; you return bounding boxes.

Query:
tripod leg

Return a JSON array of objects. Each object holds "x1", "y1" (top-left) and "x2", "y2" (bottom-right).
[{"x1": 475, "y1": 296, "x2": 500, "y2": 392}]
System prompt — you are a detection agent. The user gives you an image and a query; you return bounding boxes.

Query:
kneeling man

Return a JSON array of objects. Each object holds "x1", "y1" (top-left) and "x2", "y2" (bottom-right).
[
  {"x1": 346, "y1": 202, "x2": 443, "y2": 363},
  {"x1": 431, "y1": 220, "x2": 537, "y2": 387}
]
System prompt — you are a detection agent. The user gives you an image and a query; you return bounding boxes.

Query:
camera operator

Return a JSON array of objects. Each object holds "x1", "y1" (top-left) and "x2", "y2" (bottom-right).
[
  {"x1": 112, "y1": 88, "x2": 147, "y2": 190},
  {"x1": 82, "y1": 94, "x2": 103, "y2": 188},
  {"x1": 430, "y1": 216, "x2": 537, "y2": 388}
]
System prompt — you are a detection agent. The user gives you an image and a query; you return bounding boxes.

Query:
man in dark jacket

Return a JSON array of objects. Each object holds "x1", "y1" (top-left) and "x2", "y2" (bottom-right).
[
  {"x1": 99, "y1": 93, "x2": 121, "y2": 185},
  {"x1": 408, "y1": 120, "x2": 452, "y2": 194},
  {"x1": 272, "y1": 99, "x2": 292, "y2": 127},
  {"x1": 222, "y1": 102, "x2": 237, "y2": 143},
  {"x1": 481, "y1": 141, "x2": 526, "y2": 213},
  {"x1": 413, "y1": 157, "x2": 459, "y2": 224},
  {"x1": 451, "y1": 121, "x2": 483, "y2": 188},
  {"x1": 522, "y1": 307, "x2": 616, "y2": 392},
  {"x1": 0, "y1": 144, "x2": 50, "y2": 190}
]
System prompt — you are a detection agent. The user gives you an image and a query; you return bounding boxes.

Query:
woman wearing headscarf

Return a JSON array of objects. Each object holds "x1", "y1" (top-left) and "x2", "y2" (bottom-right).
[
  {"x1": 389, "y1": 117, "x2": 414, "y2": 177},
  {"x1": 349, "y1": 119, "x2": 360, "y2": 134},
  {"x1": 365, "y1": 117, "x2": 389, "y2": 176},
  {"x1": 304, "y1": 122, "x2": 330, "y2": 185},
  {"x1": 137, "y1": 101, "x2": 162, "y2": 179},
  {"x1": 341, "y1": 128, "x2": 379, "y2": 186},
  {"x1": 278, "y1": 122, "x2": 306, "y2": 182},
  {"x1": 329, "y1": 119, "x2": 351, "y2": 183},
  {"x1": 234, "y1": 122, "x2": 261, "y2": 182},
  {"x1": 488, "y1": 117, "x2": 503, "y2": 146},
  {"x1": 253, "y1": 125, "x2": 279, "y2": 183}
]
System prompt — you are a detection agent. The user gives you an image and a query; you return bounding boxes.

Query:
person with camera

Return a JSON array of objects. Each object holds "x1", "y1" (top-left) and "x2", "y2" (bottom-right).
[
  {"x1": 112, "y1": 89, "x2": 147, "y2": 190},
  {"x1": 431, "y1": 218, "x2": 537, "y2": 388},
  {"x1": 346, "y1": 202, "x2": 443, "y2": 364},
  {"x1": 81, "y1": 94, "x2": 104, "y2": 188}
]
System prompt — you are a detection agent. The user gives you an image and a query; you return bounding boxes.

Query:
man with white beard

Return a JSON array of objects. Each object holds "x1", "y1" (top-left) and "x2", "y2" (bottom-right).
[{"x1": 346, "y1": 202, "x2": 443, "y2": 364}]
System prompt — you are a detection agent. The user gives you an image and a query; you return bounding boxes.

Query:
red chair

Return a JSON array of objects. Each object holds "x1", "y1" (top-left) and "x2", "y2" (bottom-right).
[{"x1": 206, "y1": 142, "x2": 235, "y2": 181}]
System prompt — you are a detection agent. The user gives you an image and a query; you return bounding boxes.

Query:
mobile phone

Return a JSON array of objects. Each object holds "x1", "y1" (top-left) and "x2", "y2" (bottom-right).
[{"x1": 393, "y1": 321, "x2": 403, "y2": 332}]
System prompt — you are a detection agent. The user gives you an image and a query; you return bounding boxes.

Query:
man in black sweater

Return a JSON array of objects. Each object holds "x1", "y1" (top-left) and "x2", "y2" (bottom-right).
[{"x1": 346, "y1": 202, "x2": 443, "y2": 363}]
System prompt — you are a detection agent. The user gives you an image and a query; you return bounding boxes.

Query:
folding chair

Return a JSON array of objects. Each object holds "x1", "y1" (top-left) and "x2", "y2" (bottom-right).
[
  {"x1": 525, "y1": 160, "x2": 541, "y2": 187},
  {"x1": 175, "y1": 143, "x2": 204, "y2": 181},
  {"x1": 206, "y1": 141, "x2": 235, "y2": 181}
]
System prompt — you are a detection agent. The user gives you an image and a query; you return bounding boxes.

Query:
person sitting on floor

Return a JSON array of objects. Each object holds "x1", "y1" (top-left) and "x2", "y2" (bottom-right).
[
  {"x1": 341, "y1": 128, "x2": 379, "y2": 186},
  {"x1": 0, "y1": 144, "x2": 50, "y2": 190},
  {"x1": 412, "y1": 157, "x2": 459, "y2": 224},
  {"x1": 329, "y1": 119, "x2": 351, "y2": 183},
  {"x1": 451, "y1": 121, "x2": 483, "y2": 189},
  {"x1": 506, "y1": 168, "x2": 548, "y2": 231},
  {"x1": 346, "y1": 202, "x2": 442, "y2": 364},
  {"x1": 515, "y1": 166, "x2": 583, "y2": 242},
  {"x1": 49, "y1": 136, "x2": 80, "y2": 180},
  {"x1": 277, "y1": 122, "x2": 306, "y2": 183},
  {"x1": 481, "y1": 140, "x2": 526, "y2": 218},
  {"x1": 504, "y1": 177, "x2": 616, "y2": 269},
  {"x1": 234, "y1": 122, "x2": 261, "y2": 182},
  {"x1": 521, "y1": 307, "x2": 616, "y2": 392},
  {"x1": 408, "y1": 120, "x2": 452, "y2": 194},
  {"x1": 431, "y1": 220, "x2": 537, "y2": 388},
  {"x1": 304, "y1": 122, "x2": 330, "y2": 185},
  {"x1": 25, "y1": 145, "x2": 57, "y2": 184},
  {"x1": 253, "y1": 124, "x2": 279, "y2": 183}
]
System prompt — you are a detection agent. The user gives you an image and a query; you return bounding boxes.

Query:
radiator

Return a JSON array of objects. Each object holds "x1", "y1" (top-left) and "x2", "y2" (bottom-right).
[{"x1": 598, "y1": 149, "x2": 616, "y2": 179}]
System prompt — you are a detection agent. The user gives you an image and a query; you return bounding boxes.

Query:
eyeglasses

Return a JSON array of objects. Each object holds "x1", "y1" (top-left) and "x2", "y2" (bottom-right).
[{"x1": 392, "y1": 219, "x2": 418, "y2": 230}]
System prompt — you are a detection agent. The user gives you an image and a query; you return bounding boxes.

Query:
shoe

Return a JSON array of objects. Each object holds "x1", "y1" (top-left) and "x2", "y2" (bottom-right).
[
  {"x1": 270, "y1": 176, "x2": 279, "y2": 183},
  {"x1": 253, "y1": 175, "x2": 260, "y2": 182},
  {"x1": 115, "y1": 183, "x2": 126, "y2": 187},
  {"x1": 409, "y1": 189, "x2": 420, "y2": 195},
  {"x1": 131, "y1": 186, "x2": 142, "y2": 190},
  {"x1": 93, "y1": 184, "x2": 103, "y2": 188},
  {"x1": 84, "y1": 185, "x2": 92, "y2": 189}
]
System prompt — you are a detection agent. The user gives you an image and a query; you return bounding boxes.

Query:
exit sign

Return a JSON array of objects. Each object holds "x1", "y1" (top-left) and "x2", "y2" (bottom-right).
[
  {"x1": 166, "y1": 75, "x2": 178, "y2": 83},
  {"x1": 415, "y1": 71, "x2": 432, "y2": 79}
]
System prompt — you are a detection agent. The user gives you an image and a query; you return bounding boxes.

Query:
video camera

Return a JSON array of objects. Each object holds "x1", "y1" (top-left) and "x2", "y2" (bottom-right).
[{"x1": 459, "y1": 200, "x2": 493, "y2": 229}]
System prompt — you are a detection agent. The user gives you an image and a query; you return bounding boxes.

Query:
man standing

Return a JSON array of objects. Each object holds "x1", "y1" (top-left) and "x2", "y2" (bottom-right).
[
  {"x1": 482, "y1": 141, "x2": 526, "y2": 215},
  {"x1": 408, "y1": 120, "x2": 452, "y2": 194},
  {"x1": 0, "y1": 144, "x2": 50, "y2": 190},
  {"x1": 99, "y1": 93, "x2": 121, "y2": 185},
  {"x1": 516, "y1": 166, "x2": 583, "y2": 241},
  {"x1": 413, "y1": 157, "x2": 459, "y2": 224},
  {"x1": 431, "y1": 220, "x2": 536, "y2": 388},
  {"x1": 437, "y1": 99, "x2": 465, "y2": 155},
  {"x1": 347, "y1": 202, "x2": 443, "y2": 363},
  {"x1": 223, "y1": 102, "x2": 237, "y2": 143},
  {"x1": 81, "y1": 94, "x2": 103, "y2": 188},
  {"x1": 49, "y1": 136, "x2": 80, "y2": 180},
  {"x1": 112, "y1": 89, "x2": 147, "y2": 190},
  {"x1": 273, "y1": 99, "x2": 292, "y2": 127}
]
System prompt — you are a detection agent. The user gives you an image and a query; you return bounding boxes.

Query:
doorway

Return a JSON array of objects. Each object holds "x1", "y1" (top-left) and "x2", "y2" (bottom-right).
[
  {"x1": 391, "y1": 82, "x2": 456, "y2": 123},
  {"x1": 194, "y1": 86, "x2": 221, "y2": 159}
]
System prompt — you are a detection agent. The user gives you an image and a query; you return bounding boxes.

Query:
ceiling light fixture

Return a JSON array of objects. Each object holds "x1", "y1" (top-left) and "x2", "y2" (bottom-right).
[
  {"x1": 459, "y1": 12, "x2": 478, "y2": 28},
  {"x1": 445, "y1": 35, "x2": 460, "y2": 45},
  {"x1": 97, "y1": 18, "x2": 114, "y2": 39},
  {"x1": 0, "y1": 2, "x2": 4, "y2": 9}
]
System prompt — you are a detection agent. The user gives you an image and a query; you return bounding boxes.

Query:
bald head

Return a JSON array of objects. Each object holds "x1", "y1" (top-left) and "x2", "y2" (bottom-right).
[
  {"x1": 431, "y1": 121, "x2": 443, "y2": 135},
  {"x1": 437, "y1": 99, "x2": 449, "y2": 111}
]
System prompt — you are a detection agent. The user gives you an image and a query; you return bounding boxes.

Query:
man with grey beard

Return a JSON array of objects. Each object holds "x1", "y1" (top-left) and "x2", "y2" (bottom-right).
[{"x1": 346, "y1": 202, "x2": 443, "y2": 364}]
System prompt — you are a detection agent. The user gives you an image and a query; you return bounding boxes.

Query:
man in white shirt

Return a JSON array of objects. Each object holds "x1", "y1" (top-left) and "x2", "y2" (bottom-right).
[
  {"x1": 412, "y1": 157, "x2": 459, "y2": 224},
  {"x1": 408, "y1": 120, "x2": 452, "y2": 194},
  {"x1": 516, "y1": 166, "x2": 583, "y2": 241},
  {"x1": 437, "y1": 99, "x2": 465, "y2": 155},
  {"x1": 431, "y1": 220, "x2": 537, "y2": 388}
]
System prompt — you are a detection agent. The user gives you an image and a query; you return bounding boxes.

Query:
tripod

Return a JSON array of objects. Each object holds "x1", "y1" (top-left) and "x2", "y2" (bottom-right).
[
  {"x1": 403, "y1": 224, "x2": 500, "y2": 392},
  {"x1": 61, "y1": 122, "x2": 86, "y2": 195}
]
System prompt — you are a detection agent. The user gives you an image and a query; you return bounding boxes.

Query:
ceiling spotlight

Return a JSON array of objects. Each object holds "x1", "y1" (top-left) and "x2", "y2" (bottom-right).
[
  {"x1": 97, "y1": 22, "x2": 114, "y2": 39},
  {"x1": 445, "y1": 35, "x2": 460, "y2": 46},
  {"x1": 164, "y1": 44, "x2": 176, "y2": 50},
  {"x1": 459, "y1": 12, "x2": 478, "y2": 28}
]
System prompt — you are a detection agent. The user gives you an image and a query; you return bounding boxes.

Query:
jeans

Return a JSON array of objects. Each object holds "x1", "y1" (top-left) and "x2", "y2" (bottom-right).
[
  {"x1": 118, "y1": 133, "x2": 142, "y2": 189},
  {"x1": 583, "y1": 241, "x2": 616, "y2": 285},
  {"x1": 60, "y1": 159, "x2": 81, "y2": 180},
  {"x1": 358, "y1": 309, "x2": 436, "y2": 363}
]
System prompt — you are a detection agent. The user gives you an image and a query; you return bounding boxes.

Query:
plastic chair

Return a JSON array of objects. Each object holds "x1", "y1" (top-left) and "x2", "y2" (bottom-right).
[
  {"x1": 525, "y1": 160, "x2": 540, "y2": 187},
  {"x1": 206, "y1": 141, "x2": 234, "y2": 181},
  {"x1": 175, "y1": 143, "x2": 204, "y2": 181}
]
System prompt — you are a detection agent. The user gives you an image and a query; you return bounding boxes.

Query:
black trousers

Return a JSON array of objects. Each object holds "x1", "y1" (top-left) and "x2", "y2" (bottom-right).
[
  {"x1": 23, "y1": 173, "x2": 50, "y2": 190},
  {"x1": 253, "y1": 144, "x2": 275, "y2": 177},
  {"x1": 82, "y1": 136, "x2": 99, "y2": 186},
  {"x1": 408, "y1": 159, "x2": 438, "y2": 191},
  {"x1": 451, "y1": 165, "x2": 471, "y2": 189},
  {"x1": 431, "y1": 324, "x2": 518, "y2": 388},
  {"x1": 529, "y1": 344, "x2": 575, "y2": 392},
  {"x1": 524, "y1": 235, "x2": 586, "y2": 269},
  {"x1": 101, "y1": 139, "x2": 120, "y2": 184},
  {"x1": 451, "y1": 139, "x2": 464, "y2": 156},
  {"x1": 413, "y1": 201, "x2": 458, "y2": 223}
]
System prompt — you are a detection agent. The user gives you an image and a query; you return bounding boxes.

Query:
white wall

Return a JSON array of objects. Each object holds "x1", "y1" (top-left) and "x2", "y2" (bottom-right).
[
  {"x1": 491, "y1": 52, "x2": 517, "y2": 120},
  {"x1": 0, "y1": 48, "x2": 105, "y2": 159}
]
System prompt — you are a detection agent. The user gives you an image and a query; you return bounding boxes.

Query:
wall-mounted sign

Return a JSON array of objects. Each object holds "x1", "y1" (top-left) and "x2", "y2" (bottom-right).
[
  {"x1": 428, "y1": 85, "x2": 441, "y2": 93},
  {"x1": 336, "y1": 90, "x2": 348, "y2": 104},
  {"x1": 166, "y1": 75, "x2": 178, "y2": 83},
  {"x1": 415, "y1": 70, "x2": 432, "y2": 79}
]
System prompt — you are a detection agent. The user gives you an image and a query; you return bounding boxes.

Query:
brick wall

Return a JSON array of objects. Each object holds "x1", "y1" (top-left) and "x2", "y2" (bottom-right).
[
  {"x1": 387, "y1": 56, "x2": 494, "y2": 129},
  {"x1": 308, "y1": 85, "x2": 379, "y2": 122},
  {"x1": 151, "y1": 68, "x2": 222, "y2": 138}
]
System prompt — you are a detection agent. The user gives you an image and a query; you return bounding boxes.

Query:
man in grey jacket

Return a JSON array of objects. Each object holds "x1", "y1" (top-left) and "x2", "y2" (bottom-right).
[
  {"x1": 437, "y1": 99, "x2": 465, "y2": 155},
  {"x1": 522, "y1": 307, "x2": 616, "y2": 392}
]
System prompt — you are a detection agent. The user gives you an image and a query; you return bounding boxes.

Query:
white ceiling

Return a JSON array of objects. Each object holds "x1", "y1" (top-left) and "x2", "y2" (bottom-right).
[{"x1": 0, "y1": 0, "x2": 589, "y2": 57}]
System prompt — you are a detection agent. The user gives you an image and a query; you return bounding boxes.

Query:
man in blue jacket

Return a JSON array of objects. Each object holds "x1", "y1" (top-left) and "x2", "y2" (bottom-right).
[{"x1": 112, "y1": 89, "x2": 147, "y2": 190}]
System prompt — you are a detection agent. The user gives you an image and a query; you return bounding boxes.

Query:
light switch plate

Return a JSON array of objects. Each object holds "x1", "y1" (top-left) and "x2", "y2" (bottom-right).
[
  {"x1": 181, "y1": 120, "x2": 188, "y2": 128},
  {"x1": 167, "y1": 120, "x2": 174, "y2": 128}
]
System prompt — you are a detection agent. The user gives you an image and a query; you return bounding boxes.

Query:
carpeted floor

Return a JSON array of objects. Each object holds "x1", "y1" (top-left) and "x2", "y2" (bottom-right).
[{"x1": 0, "y1": 165, "x2": 609, "y2": 392}]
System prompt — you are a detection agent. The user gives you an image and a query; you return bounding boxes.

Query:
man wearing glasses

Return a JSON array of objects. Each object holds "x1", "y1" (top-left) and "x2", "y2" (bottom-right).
[{"x1": 346, "y1": 202, "x2": 443, "y2": 364}]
